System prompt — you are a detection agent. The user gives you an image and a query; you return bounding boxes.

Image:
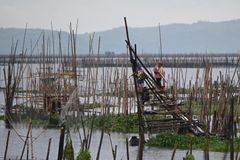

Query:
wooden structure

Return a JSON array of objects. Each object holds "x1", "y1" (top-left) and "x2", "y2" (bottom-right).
[
  {"x1": 133, "y1": 54, "x2": 207, "y2": 135},
  {"x1": 124, "y1": 20, "x2": 207, "y2": 136},
  {"x1": 32, "y1": 29, "x2": 80, "y2": 115}
]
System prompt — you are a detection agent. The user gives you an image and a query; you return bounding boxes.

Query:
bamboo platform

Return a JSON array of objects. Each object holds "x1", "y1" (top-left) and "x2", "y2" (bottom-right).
[{"x1": 142, "y1": 88, "x2": 206, "y2": 135}]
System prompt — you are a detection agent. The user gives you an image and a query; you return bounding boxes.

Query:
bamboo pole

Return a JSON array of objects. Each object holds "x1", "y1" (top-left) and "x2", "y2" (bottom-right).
[
  {"x1": 51, "y1": 22, "x2": 55, "y2": 73},
  {"x1": 20, "y1": 122, "x2": 32, "y2": 160},
  {"x1": 188, "y1": 80, "x2": 193, "y2": 119},
  {"x1": 126, "y1": 138, "x2": 130, "y2": 160},
  {"x1": 27, "y1": 127, "x2": 29, "y2": 160},
  {"x1": 46, "y1": 138, "x2": 52, "y2": 160},
  {"x1": 108, "y1": 132, "x2": 117, "y2": 160},
  {"x1": 124, "y1": 49, "x2": 129, "y2": 114},
  {"x1": 93, "y1": 37, "x2": 101, "y2": 114},
  {"x1": 30, "y1": 123, "x2": 34, "y2": 160},
  {"x1": 171, "y1": 143, "x2": 178, "y2": 160},
  {"x1": 158, "y1": 23, "x2": 163, "y2": 61},
  {"x1": 230, "y1": 95, "x2": 234, "y2": 160},
  {"x1": 80, "y1": 115, "x2": 87, "y2": 142},
  {"x1": 4, "y1": 130, "x2": 11, "y2": 160},
  {"x1": 124, "y1": 17, "x2": 144, "y2": 160},
  {"x1": 57, "y1": 124, "x2": 65, "y2": 160},
  {"x1": 96, "y1": 129, "x2": 104, "y2": 160},
  {"x1": 107, "y1": 68, "x2": 112, "y2": 114},
  {"x1": 114, "y1": 145, "x2": 117, "y2": 160},
  {"x1": 117, "y1": 68, "x2": 122, "y2": 114},
  {"x1": 101, "y1": 70, "x2": 106, "y2": 114},
  {"x1": 87, "y1": 115, "x2": 95, "y2": 150}
]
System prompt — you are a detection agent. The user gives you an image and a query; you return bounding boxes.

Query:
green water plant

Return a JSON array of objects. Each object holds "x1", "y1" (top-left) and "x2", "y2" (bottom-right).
[
  {"x1": 76, "y1": 149, "x2": 91, "y2": 160},
  {"x1": 183, "y1": 154, "x2": 195, "y2": 160},
  {"x1": 64, "y1": 129, "x2": 74, "y2": 160},
  {"x1": 146, "y1": 132, "x2": 231, "y2": 152}
]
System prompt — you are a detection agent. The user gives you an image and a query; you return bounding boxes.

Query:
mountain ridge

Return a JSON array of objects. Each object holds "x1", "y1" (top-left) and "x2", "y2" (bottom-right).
[{"x1": 0, "y1": 19, "x2": 240, "y2": 55}]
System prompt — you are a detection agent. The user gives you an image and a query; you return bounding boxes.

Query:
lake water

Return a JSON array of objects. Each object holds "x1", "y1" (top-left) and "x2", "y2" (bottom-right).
[
  {"x1": 0, "y1": 66, "x2": 237, "y2": 107},
  {"x1": 0, "y1": 121, "x2": 231, "y2": 160},
  {"x1": 0, "y1": 65, "x2": 237, "y2": 89},
  {"x1": 0, "y1": 65, "x2": 237, "y2": 159}
]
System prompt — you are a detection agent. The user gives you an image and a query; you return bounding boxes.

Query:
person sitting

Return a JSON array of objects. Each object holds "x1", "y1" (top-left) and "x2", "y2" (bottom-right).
[{"x1": 153, "y1": 60, "x2": 165, "y2": 91}]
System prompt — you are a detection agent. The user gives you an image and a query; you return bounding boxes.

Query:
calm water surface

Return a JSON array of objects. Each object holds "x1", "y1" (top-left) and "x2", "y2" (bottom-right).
[{"x1": 0, "y1": 121, "x2": 230, "y2": 160}]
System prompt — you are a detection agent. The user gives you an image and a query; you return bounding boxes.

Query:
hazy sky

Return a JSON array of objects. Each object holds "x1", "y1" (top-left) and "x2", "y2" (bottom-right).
[{"x1": 0, "y1": 0, "x2": 240, "y2": 33}]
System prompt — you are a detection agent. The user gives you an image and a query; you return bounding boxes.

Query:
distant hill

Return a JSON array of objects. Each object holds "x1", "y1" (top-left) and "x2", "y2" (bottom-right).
[{"x1": 0, "y1": 19, "x2": 240, "y2": 55}]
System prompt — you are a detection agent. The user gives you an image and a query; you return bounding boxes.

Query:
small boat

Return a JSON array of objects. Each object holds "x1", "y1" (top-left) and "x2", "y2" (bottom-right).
[{"x1": 129, "y1": 136, "x2": 139, "y2": 146}]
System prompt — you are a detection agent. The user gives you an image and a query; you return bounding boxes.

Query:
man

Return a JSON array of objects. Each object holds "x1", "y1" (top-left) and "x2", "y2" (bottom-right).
[{"x1": 153, "y1": 61, "x2": 165, "y2": 91}]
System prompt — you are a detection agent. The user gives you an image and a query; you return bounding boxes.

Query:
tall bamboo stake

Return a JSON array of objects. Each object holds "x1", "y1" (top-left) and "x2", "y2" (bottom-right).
[
  {"x1": 96, "y1": 129, "x2": 104, "y2": 160},
  {"x1": 158, "y1": 23, "x2": 163, "y2": 61},
  {"x1": 4, "y1": 130, "x2": 11, "y2": 160},
  {"x1": 30, "y1": 123, "x2": 34, "y2": 160},
  {"x1": 46, "y1": 138, "x2": 52, "y2": 160},
  {"x1": 230, "y1": 95, "x2": 234, "y2": 160},
  {"x1": 125, "y1": 138, "x2": 130, "y2": 160},
  {"x1": 124, "y1": 17, "x2": 144, "y2": 160},
  {"x1": 20, "y1": 122, "x2": 32, "y2": 160},
  {"x1": 57, "y1": 124, "x2": 65, "y2": 160},
  {"x1": 108, "y1": 132, "x2": 117, "y2": 160}
]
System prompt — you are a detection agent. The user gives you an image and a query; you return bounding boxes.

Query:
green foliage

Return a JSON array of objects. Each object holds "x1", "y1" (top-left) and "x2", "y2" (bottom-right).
[
  {"x1": 49, "y1": 113, "x2": 60, "y2": 125},
  {"x1": 235, "y1": 137, "x2": 240, "y2": 144},
  {"x1": 64, "y1": 140, "x2": 74, "y2": 160},
  {"x1": 86, "y1": 114, "x2": 139, "y2": 133},
  {"x1": 13, "y1": 104, "x2": 25, "y2": 108},
  {"x1": 204, "y1": 136, "x2": 227, "y2": 152},
  {"x1": 64, "y1": 130, "x2": 74, "y2": 160},
  {"x1": 147, "y1": 132, "x2": 201, "y2": 149},
  {"x1": 0, "y1": 115, "x2": 4, "y2": 120},
  {"x1": 180, "y1": 94, "x2": 240, "y2": 115},
  {"x1": 111, "y1": 114, "x2": 139, "y2": 132},
  {"x1": 183, "y1": 154, "x2": 195, "y2": 160},
  {"x1": 146, "y1": 132, "x2": 231, "y2": 152},
  {"x1": 76, "y1": 149, "x2": 91, "y2": 160},
  {"x1": 31, "y1": 119, "x2": 47, "y2": 125}
]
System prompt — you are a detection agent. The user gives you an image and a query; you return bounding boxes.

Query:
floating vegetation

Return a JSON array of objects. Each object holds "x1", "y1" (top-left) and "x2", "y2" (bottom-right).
[{"x1": 146, "y1": 132, "x2": 240, "y2": 152}]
